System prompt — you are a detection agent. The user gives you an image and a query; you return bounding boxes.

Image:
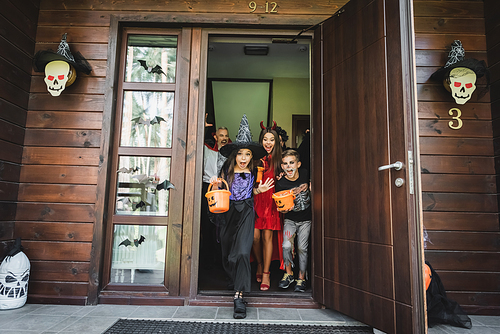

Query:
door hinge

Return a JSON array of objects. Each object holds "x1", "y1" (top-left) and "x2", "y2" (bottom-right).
[{"x1": 408, "y1": 150, "x2": 414, "y2": 195}]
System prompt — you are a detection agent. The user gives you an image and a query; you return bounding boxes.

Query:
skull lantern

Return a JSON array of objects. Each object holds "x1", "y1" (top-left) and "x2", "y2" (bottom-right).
[
  {"x1": 446, "y1": 67, "x2": 476, "y2": 105},
  {"x1": 0, "y1": 250, "x2": 30, "y2": 310},
  {"x1": 44, "y1": 61, "x2": 73, "y2": 96}
]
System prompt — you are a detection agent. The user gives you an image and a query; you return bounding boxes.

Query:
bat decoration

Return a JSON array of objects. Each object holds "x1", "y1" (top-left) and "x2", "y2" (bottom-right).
[
  {"x1": 156, "y1": 180, "x2": 175, "y2": 191},
  {"x1": 133, "y1": 200, "x2": 150, "y2": 210},
  {"x1": 119, "y1": 235, "x2": 146, "y2": 247},
  {"x1": 150, "y1": 116, "x2": 165, "y2": 125},
  {"x1": 117, "y1": 166, "x2": 140, "y2": 174},
  {"x1": 138, "y1": 60, "x2": 167, "y2": 77}
]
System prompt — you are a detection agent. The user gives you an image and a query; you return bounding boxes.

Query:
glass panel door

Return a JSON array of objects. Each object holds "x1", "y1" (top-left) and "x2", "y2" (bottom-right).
[{"x1": 103, "y1": 29, "x2": 187, "y2": 292}]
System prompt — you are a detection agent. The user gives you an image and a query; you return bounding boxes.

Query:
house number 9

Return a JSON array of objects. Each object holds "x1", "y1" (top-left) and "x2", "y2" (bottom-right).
[
  {"x1": 448, "y1": 108, "x2": 463, "y2": 130},
  {"x1": 249, "y1": 1, "x2": 278, "y2": 13}
]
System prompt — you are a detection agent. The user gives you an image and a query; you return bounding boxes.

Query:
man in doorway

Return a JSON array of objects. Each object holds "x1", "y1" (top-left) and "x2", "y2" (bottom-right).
[{"x1": 201, "y1": 114, "x2": 230, "y2": 269}]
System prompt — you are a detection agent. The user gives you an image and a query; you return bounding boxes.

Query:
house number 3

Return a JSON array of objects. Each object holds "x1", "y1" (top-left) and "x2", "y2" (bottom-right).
[
  {"x1": 249, "y1": 1, "x2": 278, "y2": 13},
  {"x1": 448, "y1": 108, "x2": 463, "y2": 130}
]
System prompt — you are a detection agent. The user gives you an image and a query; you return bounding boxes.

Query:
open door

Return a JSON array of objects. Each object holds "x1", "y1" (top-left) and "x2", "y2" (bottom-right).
[{"x1": 312, "y1": 0, "x2": 425, "y2": 333}]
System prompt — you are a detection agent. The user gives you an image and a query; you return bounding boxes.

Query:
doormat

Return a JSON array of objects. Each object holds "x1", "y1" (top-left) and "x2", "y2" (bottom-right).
[{"x1": 103, "y1": 319, "x2": 373, "y2": 333}]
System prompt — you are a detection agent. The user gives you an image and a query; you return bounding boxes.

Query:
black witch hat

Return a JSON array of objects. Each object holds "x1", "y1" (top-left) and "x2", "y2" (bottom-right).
[
  {"x1": 219, "y1": 114, "x2": 267, "y2": 160},
  {"x1": 430, "y1": 40, "x2": 489, "y2": 84},
  {"x1": 33, "y1": 33, "x2": 92, "y2": 74}
]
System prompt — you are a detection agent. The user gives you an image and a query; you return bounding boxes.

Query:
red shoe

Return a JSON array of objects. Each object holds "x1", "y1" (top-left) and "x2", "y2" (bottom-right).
[{"x1": 260, "y1": 272, "x2": 270, "y2": 291}]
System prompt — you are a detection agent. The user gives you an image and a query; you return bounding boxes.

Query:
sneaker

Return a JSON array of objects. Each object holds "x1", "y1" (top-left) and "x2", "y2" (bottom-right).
[
  {"x1": 294, "y1": 279, "x2": 306, "y2": 292},
  {"x1": 278, "y1": 273, "x2": 295, "y2": 289}
]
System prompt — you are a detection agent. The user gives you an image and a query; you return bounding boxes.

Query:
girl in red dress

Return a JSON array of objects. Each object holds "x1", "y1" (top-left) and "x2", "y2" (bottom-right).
[{"x1": 252, "y1": 124, "x2": 283, "y2": 291}]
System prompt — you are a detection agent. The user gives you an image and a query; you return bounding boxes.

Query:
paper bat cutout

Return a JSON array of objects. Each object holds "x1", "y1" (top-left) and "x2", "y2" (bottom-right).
[
  {"x1": 150, "y1": 116, "x2": 165, "y2": 125},
  {"x1": 138, "y1": 60, "x2": 167, "y2": 76},
  {"x1": 132, "y1": 174, "x2": 151, "y2": 183},
  {"x1": 133, "y1": 200, "x2": 150, "y2": 210},
  {"x1": 117, "y1": 166, "x2": 140, "y2": 173},
  {"x1": 119, "y1": 235, "x2": 146, "y2": 247},
  {"x1": 156, "y1": 180, "x2": 175, "y2": 191}
]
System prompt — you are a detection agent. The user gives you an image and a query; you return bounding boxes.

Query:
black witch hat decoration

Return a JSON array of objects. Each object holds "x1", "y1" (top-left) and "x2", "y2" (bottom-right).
[
  {"x1": 219, "y1": 114, "x2": 267, "y2": 160},
  {"x1": 33, "y1": 33, "x2": 92, "y2": 74},
  {"x1": 430, "y1": 40, "x2": 489, "y2": 104}
]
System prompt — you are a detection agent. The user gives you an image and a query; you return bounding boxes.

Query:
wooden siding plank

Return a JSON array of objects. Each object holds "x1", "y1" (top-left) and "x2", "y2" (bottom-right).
[
  {"x1": 446, "y1": 292, "x2": 500, "y2": 311},
  {"x1": 0, "y1": 202, "x2": 16, "y2": 221},
  {"x1": 15, "y1": 222, "x2": 94, "y2": 242},
  {"x1": 16, "y1": 203, "x2": 95, "y2": 222},
  {"x1": 419, "y1": 119, "x2": 493, "y2": 138},
  {"x1": 436, "y1": 271, "x2": 500, "y2": 292},
  {"x1": 0, "y1": 221, "x2": 15, "y2": 240},
  {"x1": 422, "y1": 192, "x2": 498, "y2": 212},
  {"x1": 24, "y1": 129, "x2": 101, "y2": 147},
  {"x1": 26, "y1": 111, "x2": 103, "y2": 129},
  {"x1": 31, "y1": 76, "x2": 106, "y2": 95},
  {"x1": 0, "y1": 161, "x2": 21, "y2": 182},
  {"x1": 1, "y1": 0, "x2": 38, "y2": 38},
  {"x1": 36, "y1": 26, "x2": 110, "y2": 43},
  {"x1": 416, "y1": 50, "x2": 487, "y2": 67},
  {"x1": 0, "y1": 98, "x2": 27, "y2": 127},
  {"x1": 425, "y1": 251, "x2": 500, "y2": 271},
  {"x1": 10, "y1": 0, "x2": 40, "y2": 25},
  {"x1": 426, "y1": 231, "x2": 500, "y2": 251},
  {"x1": 18, "y1": 184, "x2": 97, "y2": 203},
  {"x1": 421, "y1": 174, "x2": 496, "y2": 193},
  {"x1": 413, "y1": 1, "x2": 483, "y2": 18},
  {"x1": 30, "y1": 261, "x2": 89, "y2": 282},
  {"x1": 0, "y1": 35, "x2": 33, "y2": 73},
  {"x1": 22, "y1": 147, "x2": 100, "y2": 165},
  {"x1": 38, "y1": 10, "x2": 112, "y2": 27},
  {"x1": 418, "y1": 101, "x2": 492, "y2": 120},
  {"x1": 424, "y1": 212, "x2": 500, "y2": 231},
  {"x1": 20, "y1": 165, "x2": 98, "y2": 184},
  {"x1": 39, "y1": 0, "x2": 346, "y2": 14},
  {"x1": 417, "y1": 83, "x2": 490, "y2": 103},
  {"x1": 34, "y1": 43, "x2": 109, "y2": 61},
  {"x1": 414, "y1": 17, "x2": 485, "y2": 35},
  {"x1": 0, "y1": 15, "x2": 36, "y2": 55},
  {"x1": 0, "y1": 57, "x2": 31, "y2": 92},
  {"x1": 0, "y1": 181, "x2": 18, "y2": 201},
  {"x1": 0, "y1": 139, "x2": 23, "y2": 164},
  {"x1": 420, "y1": 156, "x2": 495, "y2": 174},
  {"x1": 27, "y1": 281, "x2": 88, "y2": 296},
  {"x1": 415, "y1": 34, "x2": 486, "y2": 51},
  {"x1": 22, "y1": 240, "x2": 92, "y2": 261},
  {"x1": 419, "y1": 137, "x2": 494, "y2": 156},
  {"x1": 29, "y1": 94, "x2": 104, "y2": 111},
  {"x1": 0, "y1": 119, "x2": 24, "y2": 145},
  {"x1": 0, "y1": 77, "x2": 30, "y2": 109}
]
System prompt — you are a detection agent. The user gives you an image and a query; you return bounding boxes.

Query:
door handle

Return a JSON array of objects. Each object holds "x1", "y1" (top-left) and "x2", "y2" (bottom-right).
[{"x1": 378, "y1": 161, "x2": 403, "y2": 171}]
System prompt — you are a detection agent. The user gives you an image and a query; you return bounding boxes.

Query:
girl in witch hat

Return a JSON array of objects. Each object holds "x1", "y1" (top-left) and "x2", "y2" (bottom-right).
[
  {"x1": 213, "y1": 114, "x2": 269, "y2": 319},
  {"x1": 252, "y1": 121, "x2": 284, "y2": 291}
]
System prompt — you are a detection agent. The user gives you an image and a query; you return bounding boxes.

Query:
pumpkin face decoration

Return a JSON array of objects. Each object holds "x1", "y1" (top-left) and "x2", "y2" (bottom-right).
[
  {"x1": 275, "y1": 198, "x2": 286, "y2": 210},
  {"x1": 207, "y1": 195, "x2": 217, "y2": 208}
]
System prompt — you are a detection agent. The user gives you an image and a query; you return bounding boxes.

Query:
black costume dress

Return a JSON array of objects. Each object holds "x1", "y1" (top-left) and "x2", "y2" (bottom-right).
[{"x1": 220, "y1": 172, "x2": 255, "y2": 293}]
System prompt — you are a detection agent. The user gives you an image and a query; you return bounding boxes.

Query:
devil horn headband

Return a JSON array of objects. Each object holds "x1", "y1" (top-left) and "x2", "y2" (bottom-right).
[{"x1": 260, "y1": 121, "x2": 277, "y2": 130}]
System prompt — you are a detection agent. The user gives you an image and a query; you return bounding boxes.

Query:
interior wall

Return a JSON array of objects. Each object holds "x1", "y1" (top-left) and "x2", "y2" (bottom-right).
[
  {"x1": 272, "y1": 77, "x2": 311, "y2": 145},
  {"x1": 414, "y1": 0, "x2": 500, "y2": 315},
  {"x1": 0, "y1": 0, "x2": 40, "y2": 258}
]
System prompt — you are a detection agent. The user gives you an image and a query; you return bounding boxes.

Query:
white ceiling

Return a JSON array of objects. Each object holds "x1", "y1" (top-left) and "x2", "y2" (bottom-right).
[{"x1": 207, "y1": 37, "x2": 311, "y2": 79}]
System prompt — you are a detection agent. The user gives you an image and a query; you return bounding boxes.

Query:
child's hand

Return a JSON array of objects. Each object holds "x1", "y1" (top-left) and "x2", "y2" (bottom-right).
[{"x1": 257, "y1": 177, "x2": 274, "y2": 194}]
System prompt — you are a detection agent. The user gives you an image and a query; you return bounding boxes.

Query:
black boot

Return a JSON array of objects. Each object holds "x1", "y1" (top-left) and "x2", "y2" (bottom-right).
[{"x1": 233, "y1": 297, "x2": 247, "y2": 319}]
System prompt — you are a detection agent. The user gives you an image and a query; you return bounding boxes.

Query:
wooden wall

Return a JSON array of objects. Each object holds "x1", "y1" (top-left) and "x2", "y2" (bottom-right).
[
  {"x1": 415, "y1": 0, "x2": 500, "y2": 315},
  {"x1": 0, "y1": 0, "x2": 39, "y2": 258}
]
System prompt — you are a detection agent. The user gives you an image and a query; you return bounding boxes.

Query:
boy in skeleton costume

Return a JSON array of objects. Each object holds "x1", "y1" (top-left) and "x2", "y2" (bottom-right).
[
  {"x1": 33, "y1": 33, "x2": 92, "y2": 96},
  {"x1": 431, "y1": 40, "x2": 489, "y2": 105},
  {"x1": 0, "y1": 238, "x2": 30, "y2": 309},
  {"x1": 275, "y1": 150, "x2": 311, "y2": 292}
]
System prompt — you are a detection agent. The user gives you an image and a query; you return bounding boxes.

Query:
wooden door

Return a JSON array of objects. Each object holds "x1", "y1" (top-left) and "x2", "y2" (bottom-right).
[
  {"x1": 101, "y1": 28, "x2": 190, "y2": 297},
  {"x1": 312, "y1": 0, "x2": 425, "y2": 333}
]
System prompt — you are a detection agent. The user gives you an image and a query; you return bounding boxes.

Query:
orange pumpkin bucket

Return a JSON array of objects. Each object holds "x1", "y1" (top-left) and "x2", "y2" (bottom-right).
[
  {"x1": 205, "y1": 178, "x2": 231, "y2": 213},
  {"x1": 272, "y1": 190, "x2": 296, "y2": 212}
]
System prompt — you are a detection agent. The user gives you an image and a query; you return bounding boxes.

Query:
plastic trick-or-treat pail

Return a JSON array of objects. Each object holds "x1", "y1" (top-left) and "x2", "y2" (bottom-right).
[
  {"x1": 272, "y1": 190, "x2": 296, "y2": 212},
  {"x1": 205, "y1": 178, "x2": 231, "y2": 213}
]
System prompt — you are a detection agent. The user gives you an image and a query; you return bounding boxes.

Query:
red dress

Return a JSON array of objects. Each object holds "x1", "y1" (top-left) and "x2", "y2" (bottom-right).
[{"x1": 254, "y1": 155, "x2": 284, "y2": 268}]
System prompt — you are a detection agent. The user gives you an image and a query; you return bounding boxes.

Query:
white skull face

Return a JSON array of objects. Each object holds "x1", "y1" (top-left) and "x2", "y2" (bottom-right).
[
  {"x1": 448, "y1": 67, "x2": 476, "y2": 105},
  {"x1": 0, "y1": 252, "x2": 30, "y2": 310},
  {"x1": 44, "y1": 60, "x2": 70, "y2": 96}
]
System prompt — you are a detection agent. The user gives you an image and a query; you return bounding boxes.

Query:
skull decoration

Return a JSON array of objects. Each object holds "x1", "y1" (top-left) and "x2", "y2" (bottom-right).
[
  {"x1": 44, "y1": 61, "x2": 72, "y2": 96},
  {"x1": 446, "y1": 67, "x2": 476, "y2": 105},
  {"x1": 0, "y1": 251, "x2": 30, "y2": 310}
]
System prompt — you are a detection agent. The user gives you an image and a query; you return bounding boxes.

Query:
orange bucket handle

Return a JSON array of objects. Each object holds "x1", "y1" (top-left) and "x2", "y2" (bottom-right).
[{"x1": 208, "y1": 178, "x2": 229, "y2": 192}]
